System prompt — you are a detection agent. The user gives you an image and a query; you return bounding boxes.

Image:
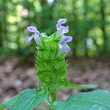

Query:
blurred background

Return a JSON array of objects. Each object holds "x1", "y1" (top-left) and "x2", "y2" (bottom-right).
[{"x1": 0, "y1": 0, "x2": 110, "y2": 109}]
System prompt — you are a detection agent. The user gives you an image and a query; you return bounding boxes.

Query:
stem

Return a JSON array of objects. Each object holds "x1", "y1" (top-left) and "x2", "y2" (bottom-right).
[
  {"x1": 50, "y1": 107, "x2": 53, "y2": 110},
  {"x1": 43, "y1": 91, "x2": 57, "y2": 110},
  {"x1": 49, "y1": 92, "x2": 57, "y2": 110},
  {"x1": 51, "y1": 92, "x2": 57, "y2": 103}
]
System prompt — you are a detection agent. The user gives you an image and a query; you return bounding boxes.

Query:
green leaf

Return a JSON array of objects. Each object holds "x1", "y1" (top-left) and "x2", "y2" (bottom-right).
[
  {"x1": 43, "y1": 93, "x2": 51, "y2": 107},
  {"x1": 51, "y1": 101, "x2": 74, "y2": 110},
  {"x1": 50, "y1": 90, "x2": 110, "y2": 110},
  {"x1": 0, "y1": 93, "x2": 21, "y2": 110},
  {"x1": 11, "y1": 88, "x2": 48, "y2": 110},
  {"x1": 0, "y1": 89, "x2": 34, "y2": 110},
  {"x1": 58, "y1": 81, "x2": 97, "y2": 90},
  {"x1": 0, "y1": 88, "x2": 48, "y2": 110}
]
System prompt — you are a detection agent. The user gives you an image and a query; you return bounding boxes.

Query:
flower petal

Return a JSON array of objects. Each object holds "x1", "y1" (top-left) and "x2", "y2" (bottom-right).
[
  {"x1": 57, "y1": 26, "x2": 69, "y2": 37},
  {"x1": 56, "y1": 18, "x2": 67, "y2": 28},
  {"x1": 62, "y1": 44, "x2": 71, "y2": 53},
  {"x1": 27, "y1": 26, "x2": 37, "y2": 32},
  {"x1": 58, "y1": 18, "x2": 67, "y2": 24},
  {"x1": 27, "y1": 36, "x2": 33, "y2": 41},
  {"x1": 60, "y1": 36, "x2": 73, "y2": 45},
  {"x1": 62, "y1": 25, "x2": 69, "y2": 34},
  {"x1": 34, "y1": 35, "x2": 42, "y2": 45},
  {"x1": 58, "y1": 44, "x2": 64, "y2": 54}
]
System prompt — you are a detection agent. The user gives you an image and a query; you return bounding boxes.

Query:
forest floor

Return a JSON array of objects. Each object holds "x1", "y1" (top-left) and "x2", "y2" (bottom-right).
[{"x1": 0, "y1": 56, "x2": 110, "y2": 110}]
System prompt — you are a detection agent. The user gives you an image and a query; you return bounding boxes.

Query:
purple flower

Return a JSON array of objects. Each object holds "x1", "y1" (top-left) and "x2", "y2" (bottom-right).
[
  {"x1": 56, "y1": 19, "x2": 67, "y2": 28},
  {"x1": 27, "y1": 26, "x2": 42, "y2": 45},
  {"x1": 27, "y1": 26, "x2": 38, "y2": 32},
  {"x1": 59, "y1": 36, "x2": 73, "y2": 54},
  {"x1": 56, "y1": 18, "x2": 69, "y2": 37}
]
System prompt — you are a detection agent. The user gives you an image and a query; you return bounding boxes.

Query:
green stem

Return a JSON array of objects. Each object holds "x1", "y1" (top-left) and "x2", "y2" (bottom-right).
[
  {"x1": 49, "y1": 92, "x2": 57, "y2": 110},
  {"x1": 43, "y1": 91, "x2": 57, "y2": 110},
  {"x1": 50, "y1": 107, "x2": 53, "y2": 110},
  {"x1": 51, "y1": 92, "x2": 57, "y2": 103}
]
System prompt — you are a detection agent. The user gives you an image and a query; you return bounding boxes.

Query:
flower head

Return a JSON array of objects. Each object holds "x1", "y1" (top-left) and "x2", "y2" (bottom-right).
[
  {"x1": 56, "y1": 18, "x2": 69, "y2": 37},
  {"x1": 27, "y1": 26, "x2": 42, "y2": 45},
  {"x1": 59, "y1": 36, "x2": 73, "y2": 54}
]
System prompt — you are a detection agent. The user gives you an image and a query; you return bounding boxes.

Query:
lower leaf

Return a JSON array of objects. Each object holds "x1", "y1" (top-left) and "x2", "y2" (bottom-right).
[
  {"x1": 0, "y1": 89, "x2": 24, "y2": 110},
  {"x1": 0, "y1": 87, "x2": 48, "y2": 110},
  {"x1": 50, "y1": 90, "x2": 110, "y2": 110}
]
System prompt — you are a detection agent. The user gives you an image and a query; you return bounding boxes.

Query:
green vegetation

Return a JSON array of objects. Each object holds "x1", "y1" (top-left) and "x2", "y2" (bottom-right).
[{"x1": 0, "y1": 0, "x2": 110, "y2": 58}]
